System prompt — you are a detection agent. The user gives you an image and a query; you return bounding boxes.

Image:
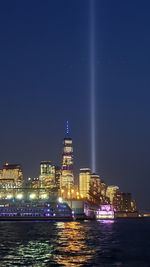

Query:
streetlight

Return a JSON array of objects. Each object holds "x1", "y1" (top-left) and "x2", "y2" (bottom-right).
[
  {"x1": 40, "y1": 193, "x2": 48, "y2": 199},
  {"x1": 6, "y1": 194, "x2": 13, "y2": 199},
  {"x1": 16, "y1": 193, "x2": 23, "y2": 200},
  {"x1": 58, "y1": 197, "x2": 63, "y2": 203},
  {"x1": 29, "y1": 193, "x2": 36, "y2": 200}
]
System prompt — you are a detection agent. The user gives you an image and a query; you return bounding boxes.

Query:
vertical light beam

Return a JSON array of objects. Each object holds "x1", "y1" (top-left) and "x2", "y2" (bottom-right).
[{"x1": 90, "y1": 0, "x2": 96, "y2": 173}]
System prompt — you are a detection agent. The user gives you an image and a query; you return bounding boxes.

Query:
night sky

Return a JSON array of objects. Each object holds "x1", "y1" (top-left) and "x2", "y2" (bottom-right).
[{"x1": 0, "y1": 0, "x2": 150, "y2": 209}]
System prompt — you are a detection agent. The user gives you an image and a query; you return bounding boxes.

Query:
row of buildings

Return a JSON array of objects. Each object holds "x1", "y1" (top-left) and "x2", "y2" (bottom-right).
[{"x1": 0, "y1": 123, "x2": 137, "y2": 212}]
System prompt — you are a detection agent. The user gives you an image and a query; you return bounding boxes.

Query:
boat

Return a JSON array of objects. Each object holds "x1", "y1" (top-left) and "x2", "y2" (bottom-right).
[
  {"x1": 0, "y1": 202, "x2": 73, "y2": 221},
  {"x1": 96, "y1": 204, "x2": 115, "y2": 220}
]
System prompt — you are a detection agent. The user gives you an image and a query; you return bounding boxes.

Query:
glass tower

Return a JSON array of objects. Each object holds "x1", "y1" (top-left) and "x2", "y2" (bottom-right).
[{"x1": 60, "y1": 121, "x2": 74, "y2": 193}]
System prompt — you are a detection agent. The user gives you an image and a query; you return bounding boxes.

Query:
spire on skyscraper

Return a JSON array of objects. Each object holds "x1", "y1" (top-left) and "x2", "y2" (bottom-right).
[
  {"x1": 65, "y1": 120, "x2": 70, "y2": 137},
  {"x1": 60, "y1": 121, "x2": 74, "y2": 190}
]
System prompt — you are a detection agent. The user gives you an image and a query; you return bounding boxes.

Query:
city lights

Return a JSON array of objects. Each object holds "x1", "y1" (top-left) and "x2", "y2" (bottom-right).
[
  {"x1": 96, "y1": 205, "x2": 115, "y2": 220},
  {"x1": 6, "y1": 194, "x2": 13, "y2": 199},
  {"x1": 16, "y1": 193, "x2": 23, "y2": 200},
  {"x1": 0, "y1": 121, "x2": 138, "y2": 220},
  {"x1": 40, "y1": 193, "x2": 48, "y2": 199},
  {"x1": 58, "y1": 197, "x2": 63, "y2": 203},
  {"x1": 29, "y1": 193, "x2": 36, "y2": 200}
]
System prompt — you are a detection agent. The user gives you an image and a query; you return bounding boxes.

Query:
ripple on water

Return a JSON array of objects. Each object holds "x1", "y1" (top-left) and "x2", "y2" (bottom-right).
[{"x1": 0, "y1": 220, "x2": 149, "y2": 266}]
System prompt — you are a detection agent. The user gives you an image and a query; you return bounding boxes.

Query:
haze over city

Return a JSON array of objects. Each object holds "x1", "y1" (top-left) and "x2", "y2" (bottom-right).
[{"x1": 0, "y1": 0, "x2": 150, "y2": 209}]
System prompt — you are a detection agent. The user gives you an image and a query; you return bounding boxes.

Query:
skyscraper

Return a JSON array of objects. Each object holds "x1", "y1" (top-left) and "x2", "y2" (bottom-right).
[
  {"x1": 60, "y1": 121, "x2": 74, "y2": 193},
  {"x1": 0, "y1": 163, "x2": 23, "y2": 190},
  {"x1": 39, "y1": 161, "x2": 55, "y2": 189},
  {"x1": 89, "y1": 173, "x2": 102, "y2": 202},
  {"x1": 55, "y1": 166, "x2": 61, "y2": 190},
  {"x1": 79, "y1": 168, "x2": 91, "y2": 199},
  {"x1": 106, "y1": 185, "x2": 119, "y2": 204}
]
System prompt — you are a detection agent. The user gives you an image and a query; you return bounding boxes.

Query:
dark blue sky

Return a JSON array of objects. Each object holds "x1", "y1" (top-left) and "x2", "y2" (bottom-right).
[{"x1": 0, "y1": 0, "x2": 150, "y2": 209}]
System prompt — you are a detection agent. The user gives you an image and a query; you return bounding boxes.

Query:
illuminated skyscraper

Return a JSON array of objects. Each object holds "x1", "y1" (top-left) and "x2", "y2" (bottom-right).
[
  {"x1": 113, "y1": 192, "x2": 133, "y2": 211},
  {"x1": 89, "y1": 173, "x2": 101, "y2": 203},
  {"x1": 121, "y1": 192, "x2": 132, "y2": 211},
  {"x1": 0, "y1": 163, "x2": 23, "y2": 190},
  {"x1": 106, "y1": 185, "x2": 119, "y2": 204},
  {"x1": 79, "y1": 168, "x2": 91, "y2": 199},
  {"x1": 39, "y1": 161, "x2": 55, "y2": 189},
  {"x1": 55, "y1": 166, "x2": 61, "y2": 190},
  {"x1": 60, "y1": 121, "x2": 74, "y2": 192}
]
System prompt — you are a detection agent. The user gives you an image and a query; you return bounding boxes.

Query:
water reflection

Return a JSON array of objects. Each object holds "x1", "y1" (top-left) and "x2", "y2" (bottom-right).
[
  {"x1": 2, "y1": 241, "x2": 54, "y2": 267},
  {"x1": 0, "y1": 221, "x2": 95, "y2": 267},
  {"x1": 0, "y1": 222, "x2": 57, "y2": 267},
  {"x1": 0, "y1": 220, "x2": 135, "y2": 267},
  {"x1": 98, "y1": 220, "x2": 114, "y2": 224},
  {"x1": 54, "y1": 221, "x2": 94, "y2": 266},
  {"x1": 0, "y1": 220, "x2": 148, "y2": 266}
]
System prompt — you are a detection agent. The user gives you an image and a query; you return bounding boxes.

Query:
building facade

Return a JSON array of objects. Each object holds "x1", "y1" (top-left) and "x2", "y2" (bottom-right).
[
  {"x1": 79, "y1": 168, "x2": 91, "y2": 199},
  {"x1": 55, "y1": 166, "x2": 61, "y2": 191},
  {"x1": 39, "y1": 161, "x2": 55, "y2": 189},
  {"x1": 0, "y1": 163, "x2": 23, "y2": 191},
  {"x1": 106, "y1": 185, "x2": 119, "y2": 204},
  {"x1": 113, "y1": 192, "x2": 133, "y2": 211},
  {"x1": 89, "y1": 173, "x2": 102, "y2": 203},
  {"x1": 60, "y1": 122, "x2": 74, "y2": 193}
]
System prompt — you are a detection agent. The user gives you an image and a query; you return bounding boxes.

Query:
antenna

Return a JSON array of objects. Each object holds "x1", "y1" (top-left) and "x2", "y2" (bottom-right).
[{"x1": 66, "y1": 120, "x2": 69, "y2": 135}]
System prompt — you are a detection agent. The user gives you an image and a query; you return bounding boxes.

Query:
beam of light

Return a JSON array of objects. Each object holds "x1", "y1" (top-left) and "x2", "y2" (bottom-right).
[{"x1": 90, "y1": 0, "x2": 96, "y2": 173}]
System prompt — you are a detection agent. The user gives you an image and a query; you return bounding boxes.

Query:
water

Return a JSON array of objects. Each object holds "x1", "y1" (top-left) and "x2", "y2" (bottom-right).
[{"x1": 0, "y1": 219, "x2": 149, "y2": 267}]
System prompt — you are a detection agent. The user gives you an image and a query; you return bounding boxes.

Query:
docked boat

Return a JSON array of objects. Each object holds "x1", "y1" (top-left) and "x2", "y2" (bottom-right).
[
  {"x1": 96, "y1": 204, "x2": 115, "y2": 220},
  {"x1": 0, "y1": 202, "x2": 73, "y2": 221}
]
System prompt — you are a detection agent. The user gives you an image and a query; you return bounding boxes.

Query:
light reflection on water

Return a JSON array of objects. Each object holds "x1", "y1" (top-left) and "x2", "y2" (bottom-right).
[
  {"x1": 54, "y1": 222, "x2": 94, "y2": 266},
  {"x1": 0, "y1": 221, "x2": 95, "y2": 267},
  {"x1": 0, "y1": 220, "x2": 149, "y2": 266},
  {"x1": 98, "y1": 219, "x2": 114, "y2": 224}
]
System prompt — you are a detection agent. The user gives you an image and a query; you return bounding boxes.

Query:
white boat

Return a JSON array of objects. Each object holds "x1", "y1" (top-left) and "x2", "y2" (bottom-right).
[{"x1": 96, "y1": 204, "x2": 115, "y2": 220}]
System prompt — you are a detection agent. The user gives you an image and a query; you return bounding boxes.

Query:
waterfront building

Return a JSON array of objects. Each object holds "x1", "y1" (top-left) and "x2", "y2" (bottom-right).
[
  {"x1": 31, "y1": 177, "x2": 40, "y2": 189},
  {"x1": 131, "y1": 199, "x2": 137, "y2": 211},
  {"x1": 60, "y1": 121, "x2": 74, "y2": 195},
  {"x1": 0, "y1": 163, "x2": 23, "y2": 190},
  {"x1": 113, "y1": 192, "x2": 132, "y2": 211},
  {"x1": 55, "y1": 166, "x2": 61, "y2": 190},
  {"x1": 79, "y1": 168, "x2": 91, "y2": 199},
  {"x1": 89, "y1": 173, "x2": 102, "y2": 203},
  {"x1": 106, "y1": 185, "x2": 119, "y2": 204},
  {"x1": 113, "y1": 192, "x2": 122, "y2": 211},
  {"x1": 39, "y1": 161, "x2": 55, "y2": 189},
  {"x1": 121, "y1": 192, "x2": 132, "y2": 211},
  {"x1": 101, "y1": 180, "x2": 107, "y2": 197},
  {"x1": 91, "y1": 173, "x2": 101, "y2": 193}
]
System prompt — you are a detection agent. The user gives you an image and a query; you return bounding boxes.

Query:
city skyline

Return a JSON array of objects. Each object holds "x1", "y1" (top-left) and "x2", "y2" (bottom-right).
[
  {"x1": 0, "y1": 0, "x2": 150, "y2": 210},
  {"x1": 0, "y1": 2, "x2": 149, "y2": 266},
  {"x1": 0, "y1": 129, "x2": 137, "y2": 218},
  {"x1": 0, "y1": 125, "x2": 138, "y2": 214}
]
